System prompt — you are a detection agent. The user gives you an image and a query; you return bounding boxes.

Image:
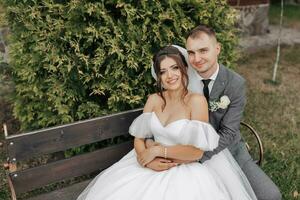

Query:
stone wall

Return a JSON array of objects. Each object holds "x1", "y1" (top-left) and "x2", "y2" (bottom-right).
[
  {"x1": 0, "y1": 2, "x2": 7, "y2": 63},
  {"x1": 0, "y1": 26, "x2": 12, "y2": 100},
  {"x1": 0, "y1": 27, "x2": 9, "y2": 63},
  {"x1": 228, "y1": 0, "x2": 270, "y2": 36},
  {"x1": 228, "y1": 0, "x2": 269, "y2": 6},
  {"x1": 234, "y1": 4, "x2": 270, "y2": 36}
]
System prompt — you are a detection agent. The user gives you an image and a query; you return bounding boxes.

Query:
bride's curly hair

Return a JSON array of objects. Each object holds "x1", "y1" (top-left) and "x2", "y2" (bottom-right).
[{"x1": 152, "y1": 46, "x2": 189, "y2": 109}]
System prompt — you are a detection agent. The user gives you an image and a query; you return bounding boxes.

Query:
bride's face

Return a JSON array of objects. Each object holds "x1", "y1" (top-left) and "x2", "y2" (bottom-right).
[{"x1": 159, "y1": 57, "x2": 183, "y2": 91}]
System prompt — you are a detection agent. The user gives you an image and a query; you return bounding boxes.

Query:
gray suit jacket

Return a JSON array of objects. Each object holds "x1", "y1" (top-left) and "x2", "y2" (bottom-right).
[{"x1": 199, "y1": 64, "x2": 246, "y2": 163}]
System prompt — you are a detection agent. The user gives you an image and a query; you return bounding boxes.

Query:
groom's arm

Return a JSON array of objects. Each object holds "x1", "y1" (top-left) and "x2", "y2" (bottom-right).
[{"x1": 201, "y1": 78, "x2": 246, "y2": 162}]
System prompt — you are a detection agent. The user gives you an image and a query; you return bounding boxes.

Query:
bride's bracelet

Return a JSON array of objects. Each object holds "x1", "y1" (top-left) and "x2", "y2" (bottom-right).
[{"x1": 164, "y1": 147, "x2": 167, "y2": 159}]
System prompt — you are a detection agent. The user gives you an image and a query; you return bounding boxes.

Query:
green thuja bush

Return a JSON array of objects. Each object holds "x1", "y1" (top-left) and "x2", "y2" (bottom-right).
[{"x1": 1, "y1": 0, "x2": 238, "y2": 130}]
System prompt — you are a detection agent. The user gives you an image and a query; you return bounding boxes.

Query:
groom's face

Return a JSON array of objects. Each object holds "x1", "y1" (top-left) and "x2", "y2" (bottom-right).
[{"x1": 186, "y1": 32, "x2": 220, "y2": 77}]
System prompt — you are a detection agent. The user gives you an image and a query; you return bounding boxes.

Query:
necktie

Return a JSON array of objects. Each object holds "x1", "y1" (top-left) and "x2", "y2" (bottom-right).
[{"x1": 202, "y1": 79, "x2": 211, "y2": 103}]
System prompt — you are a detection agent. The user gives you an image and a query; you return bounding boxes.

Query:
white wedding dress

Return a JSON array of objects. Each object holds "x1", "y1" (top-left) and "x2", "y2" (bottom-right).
[{"x1": 77, "y1": 112, "x2": 257, "y2": 200}]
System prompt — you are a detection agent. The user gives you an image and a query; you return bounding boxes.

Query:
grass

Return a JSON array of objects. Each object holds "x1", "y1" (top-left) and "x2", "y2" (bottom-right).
[
  {"x1": 237, "y1": 45, "x2": 300, "y2": 200},
  {"x1": 269, "y1": 4, "x2": 300, "y2": 29}
]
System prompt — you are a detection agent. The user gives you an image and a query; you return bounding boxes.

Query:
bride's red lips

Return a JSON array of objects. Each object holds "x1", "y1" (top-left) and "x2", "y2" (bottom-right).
[{"x1": 167, "y1": 78, "x2": 178, "y2": 84}]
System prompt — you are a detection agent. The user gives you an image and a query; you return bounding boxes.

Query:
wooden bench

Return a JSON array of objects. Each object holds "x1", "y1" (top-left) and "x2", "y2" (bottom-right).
[{"x1": 3, "y1": 108, "x2": 263, "y2": 200}]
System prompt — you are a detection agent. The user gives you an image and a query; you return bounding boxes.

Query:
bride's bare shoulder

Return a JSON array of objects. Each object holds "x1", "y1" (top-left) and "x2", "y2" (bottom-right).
[
  {"x1": 147, "y1": 93, "x2": 164, "y2": 103},
  {"x1": 186, "y1": 93, "x2": 209, "y2": 121},
  {"x1": 144, "y1": 93, "x2": 164, "y2": 112},
  {"x1": 186, "y1": 93, "x2": 207, "y2": 106}
]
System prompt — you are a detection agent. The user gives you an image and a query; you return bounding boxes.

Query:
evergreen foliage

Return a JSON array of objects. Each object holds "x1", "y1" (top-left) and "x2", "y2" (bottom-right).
[{"x1": 1, "y1": 0, "x2": 238, "y2": 130}]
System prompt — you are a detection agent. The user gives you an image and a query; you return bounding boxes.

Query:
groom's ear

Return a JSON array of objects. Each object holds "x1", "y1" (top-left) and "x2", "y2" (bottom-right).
[{"x1": 216, "y1": 42, "x2": 221, "y2": 55}]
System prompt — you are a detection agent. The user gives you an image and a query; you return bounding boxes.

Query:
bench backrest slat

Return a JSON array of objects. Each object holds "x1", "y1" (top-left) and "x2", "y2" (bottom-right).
[
  {"x1": 6, "y1": 109, "x2": 142, "y2": 161},
  {"x1": 10, "y1": 141, "x2": 133, "y2": 194}
]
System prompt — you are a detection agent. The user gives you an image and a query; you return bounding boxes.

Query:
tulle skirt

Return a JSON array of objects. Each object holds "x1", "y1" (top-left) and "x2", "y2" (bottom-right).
[{"x1": 77, "y1": 149, "x2": 256, "y2": 200}]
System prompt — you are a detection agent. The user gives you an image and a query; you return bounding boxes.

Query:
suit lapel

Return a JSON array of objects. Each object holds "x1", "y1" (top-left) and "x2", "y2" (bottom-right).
[{"x1": 210, "y1": 64, "x2": 227, "y2": 100}]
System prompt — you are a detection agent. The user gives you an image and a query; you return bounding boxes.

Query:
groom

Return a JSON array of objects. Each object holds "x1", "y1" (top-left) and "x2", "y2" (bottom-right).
[{"x1": 144, "y1": 25, "x2": 281, "y2": 200}]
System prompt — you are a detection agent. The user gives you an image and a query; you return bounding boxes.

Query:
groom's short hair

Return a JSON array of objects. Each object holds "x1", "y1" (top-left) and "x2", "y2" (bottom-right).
[{"x1": 187, "y1": 24, "x2": 216, "y2": 40}]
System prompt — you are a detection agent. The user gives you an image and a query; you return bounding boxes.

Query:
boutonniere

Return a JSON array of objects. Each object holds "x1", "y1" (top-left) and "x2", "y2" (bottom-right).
[{"x1": 209, "y1": 95, "x2": 231, "y2": 112}]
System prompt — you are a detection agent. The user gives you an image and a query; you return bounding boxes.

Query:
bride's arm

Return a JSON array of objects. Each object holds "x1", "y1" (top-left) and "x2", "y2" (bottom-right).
[
  {"x1": 156, "y1": 145, "x2": 204, "y2": 161},
  {"x1": 134, "y1": 94, "x2": 158, "y2": 165},
  {"x1": 134, "y1": 138, "x2": 147, "y2": 156},
  {"x1": 145, "y1": 141, "x2": 194, "y2": 164},
  {"x1": 145, "y1": 140, "x2": 202, "y2": 162}
]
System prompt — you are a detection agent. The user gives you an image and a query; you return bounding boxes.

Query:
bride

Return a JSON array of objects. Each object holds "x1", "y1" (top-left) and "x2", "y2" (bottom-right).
[{"x1": 77, "y1": 46, "x2": 257, "y2": 200}]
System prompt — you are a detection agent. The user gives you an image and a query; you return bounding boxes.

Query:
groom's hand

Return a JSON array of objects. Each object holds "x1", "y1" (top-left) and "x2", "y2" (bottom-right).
[{"x1": 145, "y1": 158, "x2": 177, "y2": 171}]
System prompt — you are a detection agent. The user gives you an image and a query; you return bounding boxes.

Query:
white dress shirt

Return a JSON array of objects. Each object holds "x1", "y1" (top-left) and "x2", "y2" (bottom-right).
[{"x1": 187, "y1": 63, "x2": 219, "y2": 95}]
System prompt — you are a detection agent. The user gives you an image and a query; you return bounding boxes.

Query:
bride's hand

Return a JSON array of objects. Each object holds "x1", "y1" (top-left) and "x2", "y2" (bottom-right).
[
  {"x1": 170, "y1": 158, "x2": 194, "y2": 164},
  {"x1": 138, "y1": 146, "x2": 161, "y2": 166}
]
